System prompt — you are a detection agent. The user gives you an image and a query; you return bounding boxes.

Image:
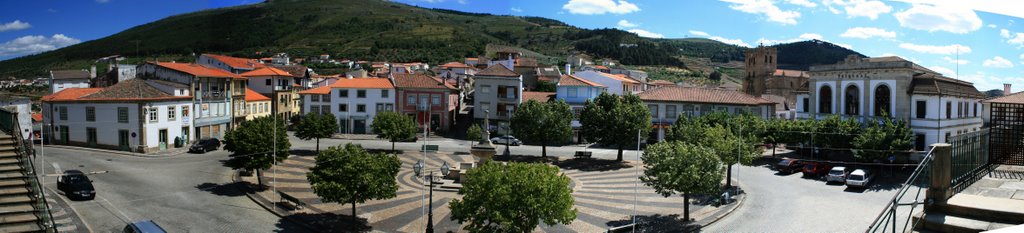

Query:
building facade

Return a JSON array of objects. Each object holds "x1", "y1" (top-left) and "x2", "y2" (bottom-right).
[
  {"x1": 573, "y1": 70, "x2": 642, "y2": 95},
  {"x1": 299, "y1": 78, "x2": 395, "y2": 134},
  {"x1": 49, "y1": 70, "x2": 93, "y2": 94},
  {"x1": 140, "y1": 62, "x2": 240, "y2": 139},
  {"x1": 392, "y1": 74, "x2": 459, "y2": 132},
  {"x1": 742, "y1": 46, "x2": 776, "y2": 97},
  {"x1": 244, "y1": 88, "x2": 272, "y2": 120},
  {"x1": 242, "y1": 67, "x2": 301, "y2": 121},
  {"x1": 640, "y1": 86, "x2": 775, "y2": 142},
  {"x1": 472, "y1": 64, "x2": 522, "y2": 131}
]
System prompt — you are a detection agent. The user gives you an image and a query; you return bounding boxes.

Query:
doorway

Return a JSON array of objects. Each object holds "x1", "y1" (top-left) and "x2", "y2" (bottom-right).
[
  {"x1": 118, "y1": 130, "x2": 130, "y2": 151},
  {"x1": 159, "y1": 129, "x2": 168, "y2": 151},
  {"x1": 353, "y1": 119, "x2": 366, "y2": 134},
  {"x1": 59, "y1": 126, "x2": 69, "y2": 145},
  {"x1": 86, "y1": 128, "x2": 97, "y2": 147}
]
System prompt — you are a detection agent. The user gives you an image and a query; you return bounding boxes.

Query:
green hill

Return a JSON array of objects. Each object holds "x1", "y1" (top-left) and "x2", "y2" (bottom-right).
[{"x1": 0, "y1": 0, "x2": 864, "y2": 78}]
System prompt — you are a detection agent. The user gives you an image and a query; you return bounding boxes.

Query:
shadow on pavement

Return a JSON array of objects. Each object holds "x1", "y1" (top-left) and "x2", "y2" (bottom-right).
[
  {"x1": 290, "y1": 149, "x2": 317, "y2": 156},
  {"x1": 493, "y1": 154, "x2": 559, "y2": 164},
  {"x1": 284, "y1": 212, "x2": 372, "y2": 233},
  {"x1": 606, "y1": 214, "x2": 699, "y2": 233},
  {"x1": 556, "y1": 158, "x2": 633, "y2": 172},
  {"x1": 195, "y1": 182, "x2": 250, "y2": 197}
]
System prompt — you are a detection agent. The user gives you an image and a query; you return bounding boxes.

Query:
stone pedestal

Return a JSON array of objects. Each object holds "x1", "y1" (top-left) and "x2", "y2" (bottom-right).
[
  {"x1": 471, "y1": 142, "x2": 497, "y2": 163},
  {"x1": 926, "y1": 143, "x2": 953, "y2": 211}
]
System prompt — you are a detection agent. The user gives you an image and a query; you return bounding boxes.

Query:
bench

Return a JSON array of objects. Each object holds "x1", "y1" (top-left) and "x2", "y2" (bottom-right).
[
  {"x1": 574, "y1": 151, "x2": 593, "y2": 159},
  {"x1": 277, "y1": 191, "x2": 305, "y2": 210},
  {"x1": 421, "y1": 145, "x2": 439, "y2": 152}
]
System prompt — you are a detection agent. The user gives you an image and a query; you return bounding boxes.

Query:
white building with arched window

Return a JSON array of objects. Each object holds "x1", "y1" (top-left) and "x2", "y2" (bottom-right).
[{"x1": 794, "y1": 55, "x2": 986, "y2": 158}]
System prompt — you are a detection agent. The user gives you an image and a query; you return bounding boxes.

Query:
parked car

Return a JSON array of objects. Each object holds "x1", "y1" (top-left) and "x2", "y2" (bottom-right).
[
  {"x1": 57, "y1": 170, "x2": 95, "y2": 201},
  {"x1": 826, "y1": 166, "x2": 852, "y2": 183},
  {"x1": 189, "y1": 138, "x2": 221, "y2": 153},
  {"x1": 802, "y1": 162, "x2": 833, "y2": 177},
  {"x1": 775, "y1": 159, "x2": 803, "y2": 174},
  {"x1": 123, "y1": 219, "x2": 167, "y2": 233},
  {"x1": 490, "y1": 135, "x2": 522, "y2": 146},
  {"x1": 846, "y1": 169, "x2": 873, "y2": 188}
]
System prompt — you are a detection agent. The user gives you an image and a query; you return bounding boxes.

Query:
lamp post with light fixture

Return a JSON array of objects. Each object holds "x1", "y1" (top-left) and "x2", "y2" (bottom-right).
[{"x1": 413, "y1": 160, "x2": 450, "y2": 233}]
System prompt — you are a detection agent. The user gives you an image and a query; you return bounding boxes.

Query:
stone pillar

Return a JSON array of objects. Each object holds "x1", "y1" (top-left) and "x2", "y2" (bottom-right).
[{"x1": 926, "y1": 143, "x2": 953, "y2": 210}]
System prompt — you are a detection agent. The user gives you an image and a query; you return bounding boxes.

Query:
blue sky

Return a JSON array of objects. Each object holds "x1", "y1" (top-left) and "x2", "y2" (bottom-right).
[{"x1": 1, "y1": 0, "x2": 1022, "y2": 90}]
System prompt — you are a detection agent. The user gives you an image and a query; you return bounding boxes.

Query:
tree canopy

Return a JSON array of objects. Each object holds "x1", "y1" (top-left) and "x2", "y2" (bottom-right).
[
  {"x1": 640, "y1": 141, "x2": 723, "y2": 221},
  {"x1": 449, "y1": 162, "x2": 576, "y2": 232},
  {"x1": 579, "y1": 93, "x2": 651, "y2": 161},
  {"x1": 370, "y1": 111, "x2": 419, "y2": 152},
  {"x1": 466, "y1": 123, "x2": 483, "y2": 145},
  {"x1": 510, "y1": 100, "x2": 573, "y2": 157},
  {"x1": 852, "y1": 118, "x2": 913, "y2": 162},
  {"x1": 294, "y1": 112, "x2": 338, "y2": 153},
  {"x1": 223, "y1": 115, "x2": 291, "y2": 187},
  {"x1": 307, "y1": 143, "x2": 401, "y2": 220},
  {"x1": 667, "y1": 113, "x2": 761, "y2": 187}
]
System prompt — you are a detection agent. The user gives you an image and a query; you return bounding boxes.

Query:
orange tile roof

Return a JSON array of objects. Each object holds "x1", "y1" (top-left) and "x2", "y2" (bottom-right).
[
  {"x1": 598, "y1": 72, "x2": 640, "y2": 84},
  {"x1": 593, "y1": 65, "x2": 610, "y2": 70},
  {"x1": 773, "y1": 69, "x2": 807, "y2": 78},
  {"x1": 298, "y1": 86, "x2": 331, "y2": 95},
  {"x1": 31, "y1": 113, "x2": 42, "y2": 122},
  {"x1": 440, "y1": 62, "x2": 470, "y2": 68},
  {"x1": 245, "y1": 88, "x2": 271, "y2": 101},
  {"x1": 638, "y1": 86, "x2": 775, "y2": 106},
  {"x1": 203, "y1": 54, "x2": 266, "y2": 70},
  {"x1": 649, "y1": 80, "x2": 675, "y2": 86},
  {"x1": 558, "y1": 75, "x2": 605, "y2": 87},
  {"x1": 330, "y1": 78, "x2": 394, "y2": 89},
  {"x1": 987, "y1": 91, "x2": 1024, "y2": 104},
  {"x1": 41, "y1": 88, "x2": 103, "y2": 101},
  {"x1": 241, "y1": 67, "x2": 296, "y2": 77},
  {"x1": 522, "y1": 92, "x2": 555, "y2": 103},
  {"x1": 152, "y1": 62, "x2": 242, "y2": 79},
  {"x1": 393, "y1": 74, "x2": 456, "y2": 90}
]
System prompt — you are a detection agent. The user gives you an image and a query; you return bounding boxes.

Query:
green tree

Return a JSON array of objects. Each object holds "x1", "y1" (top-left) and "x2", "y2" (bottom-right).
[
  {"x1": 223, "y1": 116, "x2": 291, "y2": 187},
  {"x1": 510, "y1": 100, "x2": 573, "y2": 157},
  {"x1": 579, "y1": 93, "x2": 651, "y2": 161},
  {"x1": 667, "y1": 114, "x2": 759, "y2": 188},
  {"x1": 814, "y1": 115, "x2": 862, "y2": 150},
  {"x1": 294, "y1": 113, "x2": 338, "y2": 154},
  {"x1": 370, "y1": 111, "x2": 418, "y2": 152},
  {"x1": 466, "y1": 123, "x2": 483, "y2": 146},
  {"x1": 640, "y1": 141, "x2": 723, "y2": 221},
  {"x1": 306, "y1": 143, "x2": 401, "y2": 221},
  {"x1": 449, "y1": 162, "x2": 576, "y2": 232},
  {"x1": 852, "y1": 118, "x2": 913, "y2": 162},
  {"x1": 535, "y1": 80, "x2": 557, "y2": 92}
]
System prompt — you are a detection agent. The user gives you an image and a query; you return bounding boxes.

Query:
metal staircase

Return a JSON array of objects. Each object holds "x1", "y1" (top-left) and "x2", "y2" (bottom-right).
[{"x1": 0, "y1": 109, "x2": 54, "y2": 232}]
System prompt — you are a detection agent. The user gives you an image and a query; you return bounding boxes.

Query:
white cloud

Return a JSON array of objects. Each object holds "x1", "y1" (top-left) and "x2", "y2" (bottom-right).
[
  {"x1": 627, "y1": 29, "x2": 663, "y2": 38},
  {"x1": 689, "y1": 30, "x2": 710, "y2": 37},
  {"x1": 1002, "y1": 29, "x2": 1011, "y2": 38},
  {"x1": 823, "y1": 0, "x2": 892, "y2": 20},
  {"x1": 785, "y1": 0, "x2": 817, "y2": 7},
  {"x1": 988, "y1": 24, "x2": 997, "y2": 28},
  {"x1": 1007, "y1": 32, "x2": 1024, "y2": 48},
  {"x1": 710, "y1": 36, "x2": 752, "y2": 47},
  {"x1": 983, "y1": 56, "x2": 1014, "y2": 68},
  {"x1": 894, "y1": 4, "x2": 982, "y2": 34},
  {"x1": 942, "y1": 56, "x2": 969, "y2": 65},
  {"x1": 898, "y1": 43, "x2": 971, "y2": 55},
  {"x1": 0, "y1": 34, "x2": 81, "y2": 58},
  {"x1": 510, "y1": 7, "x2": 522, "y2": 12},
  {"x1": 928, "y1": 66, "x2": 956, "y2": 77},
  {"x1": 890, "y1": 0, "x2": 1024, "y2": 22},
  {"x1": 754, "y1": 33, "x2": 851, "y2": 49},
  {"x1": 0, "y1": 20, "x2": 31, "y2": 32},
  {"x1": 562, "y1": 0, "x2": 640, "y2": 15},
  {"x1": 720, "y1": 0, "x2": 800, "y2": 25},
  {"x1": 840, "y1": 27, "x2": 896, "y2": 39},
  {"x1": 957, "y1": 72, "x2": 1024, "y2": 91},
  {"x1": 617, "y1": 19, "x2": 638, "y2": 28},
  {"x1": 1020, "y1": 54, "x2": 1024, "y2": 64}
]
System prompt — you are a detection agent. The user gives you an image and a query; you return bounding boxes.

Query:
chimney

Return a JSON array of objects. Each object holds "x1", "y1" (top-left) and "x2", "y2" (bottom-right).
[
  {"x1": 89, "y1": 65, "x2": 96, "y2": 79},
  {"x1": 565, "y1": 64, "x2": 572, "y2": 75},
  {"x1": 1005, "y1": 83, "x2": 1012, "y2": 95}
]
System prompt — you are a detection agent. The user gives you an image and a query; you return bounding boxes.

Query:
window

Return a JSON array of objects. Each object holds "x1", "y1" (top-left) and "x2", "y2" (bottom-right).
[
  {"x1": 666, "y1": 105, "x2": 677, "y2": 120},
  {"x1": 569, "y1": 88, "x2": 578, "y2": 97},
  {"x1": 874, "y1": 85, "x2": 891, "y2": 116},
  {"x1": 432, "y1": 94, "x2": 441, "y2": 105},
  {"x1": 420, "y1": 95, "x2": 429, "y2": 106},
  {"x1": 648, "y1": 104, "x2": 659, "y2": 119},
  {"x1": 182, "y1": 106, "x2": 190, "y2": 118},
  {"x1": 356, "y1": 104, "x2": 366, "y2": 112},
  {"x1": 339, "y1": 90, "x2": 348, "y2": 98},
  {"x1": 819, "y1": 86, "x2": 832, "y2": 114},
  {"x1": 844, "y1": 85, "x2": 859, "y2": 115},
  {"x1": 322, "y1": 94, "x2": 331, "y2": 102},
  {"x1": 682, "y1": 105, "x2": 695, "y2": 116},
  {"x1": 118, "y1": 107, "x2": 129, "y2": 123},
  {"x1": 974, "y1": 103, "x2": 978, "y2": 117},
  {"x1": 481, "y1": 85, "x2": 491, "y2": 94},
  {"x1": 86, "y1": 107, "x2": 95, "y2": 122},
  {"x1": 386, "y1": 103, "x2": 394, "y2": 111},
  {"x1": 915, "y1": 134, "x2": 926, "y2": 151},
  {"x1": 381, "y1": 90, "x2": 389, "y2": 98},
  {"x1": 310, "y1": 106, "x2": 320, "y2": 114},
  {"x1": 339, "y1": 104, "x2": 348, "y2": 112},
  {"x1": 322, "y1": 105, "x2": 331, "y2": 114},
  {"x1": 957, "y1": 102, "x2": 963, "y2": 118},
  {"x1": 148, "y1": 107, "x2": 159, "y2": 123},
  {"x1": 407, "y1": 94, "x2": 416, "y2": 105},
  {"x1": 357, "y1": 90, "x2": 366, "y2": 98},
  {"x1": 59, "y1": 106, "x2": 67, "y2": 120},
  {"x1": 801, "y1": 97, "x2": 809, "y2": 113},
  {"x1": 311, "y1": 94, "x2": 320, "y2": 102},
  {"x1": 265, "y1": 79, "x2": 271, "y2": 85},
  {"x1": 376, "y1": 103, "x2": 385, "y2": 112},
  {"x1": 946, "y1": 101, "x2": 952, "y2": 119},
  {"x1": 916, "y1": 100, "x2": 927, "y2": 119},
  {"x1": 168, "y1": 106, "x2": 176, "y2": 121}
]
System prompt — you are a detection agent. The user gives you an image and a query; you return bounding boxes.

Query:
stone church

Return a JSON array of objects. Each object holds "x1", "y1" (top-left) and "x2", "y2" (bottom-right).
[{"x1": 743, "y1": 45, "x2": 809, "y2": 119}]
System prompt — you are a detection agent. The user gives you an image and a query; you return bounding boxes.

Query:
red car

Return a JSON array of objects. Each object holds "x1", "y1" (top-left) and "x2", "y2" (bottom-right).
[
  {"x1": 802, "y1": 162, "x2": 833, "y2": 177},
  {"x1": 776, "y1": 159, "x2": 803, "y2": 174}
]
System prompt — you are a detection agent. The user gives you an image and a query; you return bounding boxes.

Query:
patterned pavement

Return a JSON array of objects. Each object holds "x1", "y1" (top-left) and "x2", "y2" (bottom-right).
[{"x1": 262, "y1": 151, "x2": 717, "y2": 232}]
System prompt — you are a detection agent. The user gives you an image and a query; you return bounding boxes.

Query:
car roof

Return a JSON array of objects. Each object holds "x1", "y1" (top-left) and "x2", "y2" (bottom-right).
[
  {"x1": 850, "y1": 169, "x2": 867, "y2": 175},
  {"x1": 64, "y1": 170, "x2": 84, "y2": 175},
  {"x1": 130, "y1": 220, "x2": 167, "y2": 233}
]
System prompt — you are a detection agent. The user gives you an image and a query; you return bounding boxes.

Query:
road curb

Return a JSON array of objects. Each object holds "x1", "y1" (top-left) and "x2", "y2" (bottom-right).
[
  {"x1": 232, "y1": 171, "x2": 323, "y2": 233},
  {"x1": 696, "y1": 178, "x2": 747, "y2": 230},
  {"x1": 40, "y1": 145, "x2": 188, "y2": 158}
]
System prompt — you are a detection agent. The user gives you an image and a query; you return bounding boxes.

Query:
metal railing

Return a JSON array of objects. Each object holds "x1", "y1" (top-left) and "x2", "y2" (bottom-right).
[
  {"x1": 865, "y1": 146, "x2": 934, "y2": 233},
  {"x1": 950, "y1": 129, "x2": 990, "y2": 193},
  {"x1": 0, "y1": 109, "x2": 57, "y2": 232}
]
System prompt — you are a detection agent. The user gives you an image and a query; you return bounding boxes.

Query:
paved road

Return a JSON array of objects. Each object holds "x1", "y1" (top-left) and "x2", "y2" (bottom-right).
[
  {"x1": 701, "y1": 161, "x2": 904, "y2": 232},
  {"x1": 300, "y1": 135, "x2": 640, "y2": 161},
  {"x1": 36, "y1": 146, "x2": 305, "y2": 233}
]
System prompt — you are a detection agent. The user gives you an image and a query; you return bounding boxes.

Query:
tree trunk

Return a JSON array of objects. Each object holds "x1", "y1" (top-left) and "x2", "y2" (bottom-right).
[
  {"x1": 392, "y1": 141, "x2": 396, "y2": 152},
  {"x1": 683, "y1": 192, "x2": 691, "y2": 221},
  {"x1": 616, "y1": 145, "x2": 624, "y2": 161},
  {"x1": 315, "y1": 137, "x2": 320, "y2": 154},
  {"x1": 541, "y1": 141, "x2": 547, "y2": 157},
  {"x1": 351, "y1": 199, "x2": 357, "y2": 221},
  {"x1": 255, "y1": 169, "x2": 263, "y2": 187},
  {"x1": 726, "y1": 164, "x2": 733, "y2": 188}
]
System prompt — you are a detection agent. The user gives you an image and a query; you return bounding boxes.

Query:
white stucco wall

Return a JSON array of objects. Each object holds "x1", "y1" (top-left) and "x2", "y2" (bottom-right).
[{"x1": 573, "y1": 70, "x2": 623, "y2": 95}]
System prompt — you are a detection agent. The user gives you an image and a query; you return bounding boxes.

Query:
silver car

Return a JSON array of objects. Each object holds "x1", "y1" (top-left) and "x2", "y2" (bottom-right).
[
  {"x1": 846, "y1": 169, "x2": 873, "y2": 188},
  {"x1": 490, "y1": 135, "x2": 522, "y2": 146},
  {"x1": 826, "y1": 166, "x2": 849, "y2": 183}
]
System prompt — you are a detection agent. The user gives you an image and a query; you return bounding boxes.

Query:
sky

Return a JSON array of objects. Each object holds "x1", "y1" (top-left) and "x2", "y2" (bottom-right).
[{"x1": 1, "y1": 0, "x2": 1022, "y2": 91}]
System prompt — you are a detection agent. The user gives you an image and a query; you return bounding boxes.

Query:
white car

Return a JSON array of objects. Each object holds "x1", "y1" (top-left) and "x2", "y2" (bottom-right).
[
  {"x1": 845, "y1": 169, "x2": 873, "y2": 188},
  {"x1": 826, "y1": 166, "x2": 849, "y2": 183}
]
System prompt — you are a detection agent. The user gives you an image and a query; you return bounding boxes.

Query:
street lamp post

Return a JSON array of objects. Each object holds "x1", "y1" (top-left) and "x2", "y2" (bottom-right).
[
  {"x1": 413, "y1": 160, "x2": 450, "y2": 233},
  {"x1": 503, "y1": 109, "x2": 512, "y2": 157}
]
